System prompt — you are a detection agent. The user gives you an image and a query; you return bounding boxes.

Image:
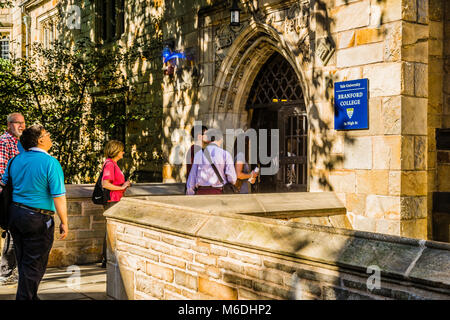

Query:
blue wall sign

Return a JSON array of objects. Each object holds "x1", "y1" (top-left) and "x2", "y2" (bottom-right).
[{"x1": 334, "y1": 78, "x2": 368, "y2": 130}]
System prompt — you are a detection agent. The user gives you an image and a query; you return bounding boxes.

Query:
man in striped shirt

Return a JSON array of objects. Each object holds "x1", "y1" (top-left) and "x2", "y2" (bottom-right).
[
  {"x1": 186, "y1": 128, "x2": 237, "y2": 195},
  {"x1": 0, "y1": 113, "x2": 25, "y2": 285}
]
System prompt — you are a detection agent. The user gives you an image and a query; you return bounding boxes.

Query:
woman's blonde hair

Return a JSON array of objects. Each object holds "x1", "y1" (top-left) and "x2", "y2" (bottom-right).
[{"x1": 104, "y1": 140, "x2": 124, "y2": 159}]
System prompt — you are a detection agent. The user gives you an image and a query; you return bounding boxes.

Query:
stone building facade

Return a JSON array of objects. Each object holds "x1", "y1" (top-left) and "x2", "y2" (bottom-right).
[{"x1": 3, "y1": 0, "x2": 450, "y2": 241}]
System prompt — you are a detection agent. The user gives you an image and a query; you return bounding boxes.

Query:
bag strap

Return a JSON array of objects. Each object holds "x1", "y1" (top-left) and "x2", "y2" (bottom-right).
[
  {"x1": 5, "y1": 155, "x2": 17, "y2": 186},
  {"x1": 203, "y1": 147, "x2": 225, "y2": 184}
]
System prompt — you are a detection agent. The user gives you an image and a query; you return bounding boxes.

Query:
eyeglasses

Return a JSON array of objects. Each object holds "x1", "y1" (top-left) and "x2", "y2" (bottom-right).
[{"x1": 39, "y1": 132, "x2": 51, "y2": 139}]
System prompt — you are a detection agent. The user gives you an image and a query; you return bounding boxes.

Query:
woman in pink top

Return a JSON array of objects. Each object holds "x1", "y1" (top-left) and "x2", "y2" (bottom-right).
[{"x1": 101, "y1": 140, "x2": 131, "y2": 267}]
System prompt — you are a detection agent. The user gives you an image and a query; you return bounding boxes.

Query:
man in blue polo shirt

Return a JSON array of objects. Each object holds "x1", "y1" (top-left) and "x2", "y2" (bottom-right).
[{"x1": 0, "y1": 124, "x2": 69, "y2": 300}]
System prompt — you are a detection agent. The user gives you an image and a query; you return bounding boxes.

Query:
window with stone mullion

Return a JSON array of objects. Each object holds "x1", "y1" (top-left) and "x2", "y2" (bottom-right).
[
  {"x1": 96, "y1": 0, "x2": 125, "y2": 44},
  {"x1": 0, "y1": 36, "x2": 9, "y2": 60}
]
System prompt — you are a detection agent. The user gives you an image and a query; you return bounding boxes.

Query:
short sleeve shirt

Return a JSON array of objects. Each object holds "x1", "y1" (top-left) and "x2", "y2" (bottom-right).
[
  {"x1": 102, "y1": 159, "x2": 125, "y2": 202},
  {"x1": 1, "y1": 148, "x2": 66, "y2": 212}
]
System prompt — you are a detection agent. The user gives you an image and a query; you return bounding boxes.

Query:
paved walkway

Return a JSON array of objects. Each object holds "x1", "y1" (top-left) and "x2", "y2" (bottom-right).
[{"x1": 0, "y1": 263, "x2": 108, "y2": 300}]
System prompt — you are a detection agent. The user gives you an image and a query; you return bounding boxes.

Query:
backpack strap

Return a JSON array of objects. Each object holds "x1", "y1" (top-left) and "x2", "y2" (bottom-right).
[{"x1": 203, "y1": 146, "x2": 226, "y2": 185}]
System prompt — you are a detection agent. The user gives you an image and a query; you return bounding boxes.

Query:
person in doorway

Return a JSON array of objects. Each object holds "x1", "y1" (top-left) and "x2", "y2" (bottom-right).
[
  {"x1": 233, "y1": 133, "x2": 259, "y2": 194},
  {"x1": 0, "y1": 113, "x2": 26, "y2": 286},
  {"x1": 0, "y1": 124, "x2": 69, "y2": 300},
  {"x1": 185, "y1": 124, "x2": 208, "y2": 182},
  {"x1": 100, "y1": 140, "x2": 131, "y2": 267},
  {"x1": 186, "y1": 128, "x2": 237, "y2": 195}
]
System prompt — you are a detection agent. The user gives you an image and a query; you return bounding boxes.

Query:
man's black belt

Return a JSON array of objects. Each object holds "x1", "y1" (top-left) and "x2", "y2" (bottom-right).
[{"x1": 12, "y1": 202, "x2": 55, "y2": 216}]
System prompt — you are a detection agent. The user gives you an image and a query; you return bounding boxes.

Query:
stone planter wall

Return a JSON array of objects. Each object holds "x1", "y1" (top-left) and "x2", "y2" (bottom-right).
[
  {"x1": 105, "y1": 197, "x2": 450, "y2": 300},
  {"x1": 46, "y1": 183, "x2": 185, "y2": 268}
]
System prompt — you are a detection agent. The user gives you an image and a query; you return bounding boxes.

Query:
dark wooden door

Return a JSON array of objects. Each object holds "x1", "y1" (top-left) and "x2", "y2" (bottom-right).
[
  {"x1": 276, "y1": 106, "x2": 308, "y2": 192},
  {"x1": 246, "y1": 52, "x2": 308, "y2": 193}
]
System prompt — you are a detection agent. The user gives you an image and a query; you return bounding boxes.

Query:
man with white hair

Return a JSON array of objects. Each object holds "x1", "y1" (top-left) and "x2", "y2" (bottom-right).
[{"x1": 0, "y1": 113, "x2": 25, "y2": 285}]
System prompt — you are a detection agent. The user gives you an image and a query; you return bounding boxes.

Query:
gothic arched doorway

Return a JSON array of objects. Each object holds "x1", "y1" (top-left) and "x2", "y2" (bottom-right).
[{"x1": 247, "y1": 52, "x2": 308, "y2": 193}]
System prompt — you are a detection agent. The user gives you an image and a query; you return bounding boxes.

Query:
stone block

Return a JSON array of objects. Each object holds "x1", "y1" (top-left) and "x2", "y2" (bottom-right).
[
  {"x1": 238, "y1": 288, "x2": 272, "y2": 300},
  {"x1": 414, "y1": 136, "x2": 427, "y2": 170},
  {"x1": 174, "y1": 270, "x2": 198, "y2": 291},
  {"x1": 363, "y1": 63, "x2": 402, "y2": 97},
  {"x1": 223, "y1": 273, "x2": 253, "y2": 289},
  {"x1": 329, "y1": 170, "x2": 356, "y2": 193},
  {"x1": 337, "y1": 43, "x2": 384, "y2": 67},
  {"x1": 400, "y1": 218, "x2": 427, "y2": 239},
  {"x1": 383, "y1": 22, "x2": 401, "y2": 62},
  {"x1": 402, "y1": 0, "x2": 417, "y2": 21},
  {"x1": 401, "y1": 135, "x2": 415, "y2": 170},
  {"x1": 429, "y1": 72, "x2": 444, "y2": 107},
  {"x1": 229, "y1": 251, "x2": 262, "y2": 266},
  {"x1": 210, "y1": 245, "x2": 228, "y2": 257},
  {"x1": 417, "y1": 0, "x2": 429, "y2": 24},
  {"x1": 353, "y1": 215, "x2": 377, "y2": 232},
  {"x1": 389, "y1": 171, "x2": 401, "y2": 196},
  {"x1": 332, "y1": 0, "x2": 370, "y2": 32},
  {"x1": 146, "y1": 261, "x2": 174, "y2": 282},
  {"x1": 402, "y1": 41, "x2": 428, "y2": 64},
  {"x1": 135, "y1": 274, "x2": 163, "y2": 299},
  {"x1": 356, "y1": 170, "x2": 389, "y2": 195},
  {"x1": 376, "y1": 219, "x2": 400, "y2": 235},
  {"x1": 437, "y1": 164, "x2": 450, "y2": 191},
  {"x1": 400, "y1": 196, "x2": 427, "y2": 220},
  {"x1": 414, "y1": 63, "x2": 428, "y2": 97},
  {"x1": 401, "y1": 171, "x2": 427, "y2": 196},
  {"x1": 67, "y1": 201, "x2": 82, "y2": 216},
  {"x1": 245, "y1": 265, "x2": 263, "y2": 279},
  {"x1": 401, "y1": 96, "x2": 427, "y2": 135},
  {"x1": 68, "y1": 216, "x2": 91, "y2": 230},
  {"x1": 346, "y1": 193, "x2": 366, "y2": 216},
  {"x1": 198, "y1": 277, "x2": 238, "y2": 300},
  {"x1": 429, "y1": 39, "x2": 444, "y2": 56},
  {"x1": 171, "y1": 248, "x2": 194, "y2": 262},
  {"x1": 429, "y1": 21, "x2": 444, "y2": 39},
  {"x1": 218, "y1": 258, "x2": 244, "y2": 274},
  {"x1": 382, "y1": 96, "x2": 402, "y2": 135},
  {"x1": 343, "y1": 137, "x2": 372, "y2": 170},
  {"x1": 335, "y1": 67, "x2": 363, "y2": 82},
  {"x1": 375, "y1": 0, "x2": 403, "y2": 23},
  {"x1": 252, "y1": 281, "x2": 291, "y2": 299},
  {"x1": 161, "y1": 256, "x2": 187, "y2": 269},
  {"x1": 366, "y1": 195, "x2": 401, "y2": 220},
  {"x1": 355, "y1": 27, "x2": 384, "y2": 45},
  {"x1": 195, "y1": 254, "x2": 217, "y2": 266},
  {"x1": 373, "y1": 136, "x2": 401, "y2": 170},
  {"x1": 337, "y1": 30, "x2": 355, "y2": 49}
]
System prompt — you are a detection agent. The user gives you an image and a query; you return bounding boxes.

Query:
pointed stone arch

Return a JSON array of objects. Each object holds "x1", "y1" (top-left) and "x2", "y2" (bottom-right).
[{"x1": 210, "y1": 21, "x2": 310, "y2": 130}]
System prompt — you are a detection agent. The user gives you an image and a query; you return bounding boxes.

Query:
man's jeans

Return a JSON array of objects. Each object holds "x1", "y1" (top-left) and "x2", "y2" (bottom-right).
[
  {"x1": 9, "y1": 204, "x2": 54, "y2": 300},
  {"x1": 0, "y1": 230, "x2": 17, "y2": 278}
]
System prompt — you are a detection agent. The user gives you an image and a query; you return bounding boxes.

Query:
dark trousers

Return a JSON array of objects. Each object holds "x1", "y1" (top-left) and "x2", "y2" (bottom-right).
[
  {"x1": 0, "y1": 230, "x2": 17, "y2": 277},
  {"x1": 102, "y1": 202, "x2": 118, "y2": 263},
  {"x1": 8, "y1": 204, "x2": 54, "y2": 300}
]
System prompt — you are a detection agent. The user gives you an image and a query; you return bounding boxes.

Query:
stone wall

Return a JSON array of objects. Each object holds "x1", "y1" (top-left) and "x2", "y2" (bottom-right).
[
  {"x1": 105, "y1": 197, "x2": 450, "y2": 300},
  {"x1": 47, "y1": 183, "x2": 184, "y2": 267}
]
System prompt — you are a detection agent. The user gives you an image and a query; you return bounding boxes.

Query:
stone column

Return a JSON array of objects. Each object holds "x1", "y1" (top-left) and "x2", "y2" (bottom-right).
[{"x1": 397, "y1": 0, "x2": 429, "y2": 239}]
